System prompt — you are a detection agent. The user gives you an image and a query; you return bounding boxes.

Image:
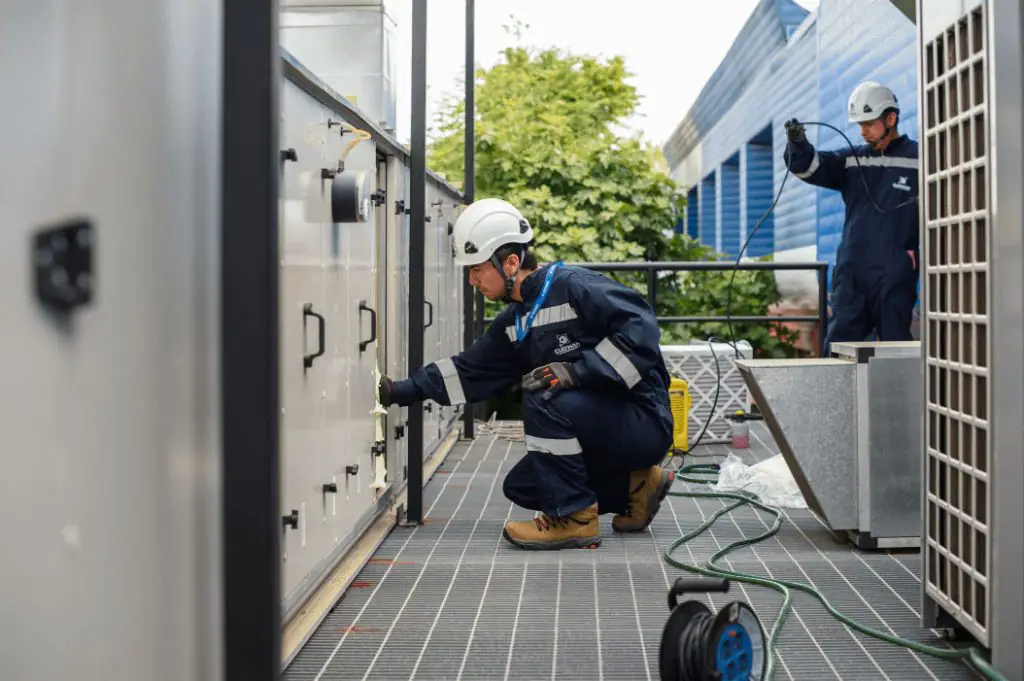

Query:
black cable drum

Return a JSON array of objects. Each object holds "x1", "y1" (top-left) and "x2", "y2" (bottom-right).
[{"x1": 659, "y1": 578, "x2": 766, "y2": 681}]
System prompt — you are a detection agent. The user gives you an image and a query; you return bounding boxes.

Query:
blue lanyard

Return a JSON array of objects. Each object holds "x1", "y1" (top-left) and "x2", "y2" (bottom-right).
[{"x1": 514, "y1": 261, "x2": 563, "y2": 342}]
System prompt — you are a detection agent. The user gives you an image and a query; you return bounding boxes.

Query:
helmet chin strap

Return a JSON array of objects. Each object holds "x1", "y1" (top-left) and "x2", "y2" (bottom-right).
[
  {"x1": 491, "y1": 245, "x2": 527, "y2": 303},
  {"x1": 491, "y1": 252, "x2": 518, "y2": 304},
  {"x1": 871, "y1": 112, "x2": 896, "y2": 151}
]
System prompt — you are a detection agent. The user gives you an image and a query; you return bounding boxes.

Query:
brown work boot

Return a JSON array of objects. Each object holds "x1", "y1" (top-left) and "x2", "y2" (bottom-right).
[
  {"x1": 502, "y1": 503, "x2": 601, "y2": 550},
  {"x1": 612, "y1": 466, "x2": 674, "y2": 532}
]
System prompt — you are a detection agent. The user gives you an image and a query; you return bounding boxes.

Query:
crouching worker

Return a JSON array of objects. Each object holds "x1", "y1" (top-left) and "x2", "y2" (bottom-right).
[{"x1": 377, "y1": 198, "x2": 675, "y2": 550}]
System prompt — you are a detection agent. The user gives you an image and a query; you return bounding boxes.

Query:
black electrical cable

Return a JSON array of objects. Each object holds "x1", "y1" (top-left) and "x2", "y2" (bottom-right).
[
  {"x1": 680, "y1": 118, "x2": 922, "y2": 460},
  {"x1": 677, "y1": 336, "x2": 720, "y2": 456},
  {"x1": 678, "y1": 609, "x2": 716, "y2": 680}
]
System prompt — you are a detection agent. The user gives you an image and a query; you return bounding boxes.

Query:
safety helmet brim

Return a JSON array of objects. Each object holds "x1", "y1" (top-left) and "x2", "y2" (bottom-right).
[{"x1": 454, "y1": 239, "x2": 530, "y2": 267}]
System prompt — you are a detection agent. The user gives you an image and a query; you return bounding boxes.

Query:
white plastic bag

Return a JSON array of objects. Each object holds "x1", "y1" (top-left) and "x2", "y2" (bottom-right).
[{"x1": 712, "y1": 453, "x2": 807, "y2": 509}]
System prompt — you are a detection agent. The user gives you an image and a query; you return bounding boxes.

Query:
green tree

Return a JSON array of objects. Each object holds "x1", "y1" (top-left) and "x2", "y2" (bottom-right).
[{"x1": 427, "y1": 38, "x2": 800, "y2": 357}]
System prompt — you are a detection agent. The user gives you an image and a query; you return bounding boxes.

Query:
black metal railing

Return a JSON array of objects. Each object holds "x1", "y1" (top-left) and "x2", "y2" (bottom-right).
[{"x1": 474, "y1": 260, "x2": 830, "y2": 353}]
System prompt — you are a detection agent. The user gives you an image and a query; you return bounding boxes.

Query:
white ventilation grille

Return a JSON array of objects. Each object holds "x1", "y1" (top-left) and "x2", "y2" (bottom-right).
[
  {"x1": 661, "y1": 342, "x2": 751, "y2": 444},
  {"x1": 921, "y1": 2, "x2": 991, "y2": 645}
]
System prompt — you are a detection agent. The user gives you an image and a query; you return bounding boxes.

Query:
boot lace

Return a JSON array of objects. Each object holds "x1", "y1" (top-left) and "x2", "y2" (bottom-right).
[{"x1": 532, "y1": 513, "x2": 571, "y2": 532}]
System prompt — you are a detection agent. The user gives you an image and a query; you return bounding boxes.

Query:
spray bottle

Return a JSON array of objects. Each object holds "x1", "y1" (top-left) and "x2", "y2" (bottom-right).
[{"x1": 727, "y1": 410, "x2": 750, "y2": 449}]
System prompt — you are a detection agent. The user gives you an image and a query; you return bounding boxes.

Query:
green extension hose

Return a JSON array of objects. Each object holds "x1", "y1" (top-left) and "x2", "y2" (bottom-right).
[{"x1": 663, "y1": 462, "x2": 1008, "y2": 681}]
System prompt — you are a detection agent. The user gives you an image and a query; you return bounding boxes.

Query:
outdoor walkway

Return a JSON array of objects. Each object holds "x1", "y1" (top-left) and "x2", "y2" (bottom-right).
[{"x1": 285, "y1": 421, "x2": 980, "y2": 681}]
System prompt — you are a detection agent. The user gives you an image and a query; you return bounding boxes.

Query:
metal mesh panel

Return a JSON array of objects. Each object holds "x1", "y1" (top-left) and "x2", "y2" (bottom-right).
[
  {"x1": 285, "y1": 425, "x2": 980, "y2": 681},
  {"x1": 661, "y1": 342, "x2": 751, "y2": 444},
  {"x1": 921, "y1": 2, "x2": 992, "y2": 645}
]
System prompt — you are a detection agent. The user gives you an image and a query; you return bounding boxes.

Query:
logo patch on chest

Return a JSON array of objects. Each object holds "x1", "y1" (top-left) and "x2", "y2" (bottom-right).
[
  {"x1": 892, "y1": 175, "x2": 912, "y2": 192},
  {"x1": 553, "y1": 332, "x2": 581, "y2": 356}
]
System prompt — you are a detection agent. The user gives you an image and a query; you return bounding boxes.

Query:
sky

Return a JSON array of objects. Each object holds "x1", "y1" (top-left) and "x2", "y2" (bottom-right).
[{"x1": 385, "y1": 0, "x2": 820, "y2": 148}]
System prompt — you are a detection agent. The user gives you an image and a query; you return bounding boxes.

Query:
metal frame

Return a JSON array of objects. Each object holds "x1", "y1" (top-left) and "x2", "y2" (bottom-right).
[
  {"x1": 406, "y1": 0, "x2": 427, "y2": 525},
  {"x1": 221, "y1": 0, "x2": 281, "y2": 678},
  {"x1": 480, "y1": 261, "x2": 830, "y2": 352},
  {"x1": 461, "y1": 0, "x2": 476, "y2": 440},
  {"x1": 986, "y1": 0, "x2": 1024, "y2": 673}
]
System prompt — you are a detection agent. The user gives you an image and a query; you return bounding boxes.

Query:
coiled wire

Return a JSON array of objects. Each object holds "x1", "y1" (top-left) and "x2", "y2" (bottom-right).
[{"x1": 677, "y1": 608, "x2": 716, "y2": 681}]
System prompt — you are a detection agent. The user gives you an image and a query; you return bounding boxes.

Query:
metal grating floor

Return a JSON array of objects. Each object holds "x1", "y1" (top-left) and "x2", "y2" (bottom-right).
[{"x1": 285, "y1": 421, "x2": 981, "y2": 681}]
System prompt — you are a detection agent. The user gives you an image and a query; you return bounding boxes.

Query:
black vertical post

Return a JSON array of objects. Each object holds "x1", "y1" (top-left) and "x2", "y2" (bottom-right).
[
  {"x1": 817, "y1": 264, "x2": 829, "y2": 356},
  {"x1": 461, "y1": 0, "x2": 476, "y2": 440},
  {"x1": 646, "y1": 268, "x2": 658, "y2": 314},
  {"x1": 221, "y1": 0, "x2": 280, "y2": 678},
  {"x1": 407, "y1": 0, "x2": 427, "y2": 525}
]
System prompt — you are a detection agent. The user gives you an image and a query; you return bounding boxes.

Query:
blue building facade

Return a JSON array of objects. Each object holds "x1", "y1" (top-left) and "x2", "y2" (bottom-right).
[{"x1": 664, "y1": 0, "x2": 918, "y2": 296}]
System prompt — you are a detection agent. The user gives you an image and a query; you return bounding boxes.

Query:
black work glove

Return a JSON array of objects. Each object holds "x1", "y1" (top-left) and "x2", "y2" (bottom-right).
[
  {"x1": 521, "y1": 362, "x2": 579, "y2": 400},
  {"x1": 784, "y1": 118, "x2": 806, "y2": 143},
  {"x1": 378, "y1": 375, "x2": 397, "y2": 407}
]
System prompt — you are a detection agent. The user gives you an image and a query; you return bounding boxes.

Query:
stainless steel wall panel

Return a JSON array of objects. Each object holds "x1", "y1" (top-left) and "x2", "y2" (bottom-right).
[
  {"x1": 866, "y1": 355, "x2": 923, "y2": 539},
  {"x1": 0, "y1": 0, "x2": 224, "y2": 678},
  {"x1": 280, "y1": 3, "x2": 398, "y2": 132}
]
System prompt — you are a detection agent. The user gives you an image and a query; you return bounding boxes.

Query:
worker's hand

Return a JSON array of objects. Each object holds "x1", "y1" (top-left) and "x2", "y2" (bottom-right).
[
  {"x1": 784, "y1": 118, "x2": 806, "y2": 143},
  {"x1": 378, "y1": 375, "x2": 396, "y2": 407},
  {"x1": 521, "y1": 362, "x2": 579, "y2": 399}
]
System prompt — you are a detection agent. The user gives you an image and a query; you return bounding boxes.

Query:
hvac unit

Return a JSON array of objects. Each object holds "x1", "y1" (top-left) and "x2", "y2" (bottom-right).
[
  {"x1": 280, "y1": 0, "x2": 399, "y2": 133},
  {"x1": 661, "y1": 341, "x2": 752, "y2": 446},
  {"x1": 918, "y1": 2, "x2": 1024, "y2": 679}
]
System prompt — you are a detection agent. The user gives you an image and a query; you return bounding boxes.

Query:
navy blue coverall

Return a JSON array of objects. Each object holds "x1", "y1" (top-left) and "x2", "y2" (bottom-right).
[
  {"x1": 785, "y1": 133, "x2": 920, "y2": 349},
  {"x1": 390, "y1": 263, "x2": 674, "y2": 518}
]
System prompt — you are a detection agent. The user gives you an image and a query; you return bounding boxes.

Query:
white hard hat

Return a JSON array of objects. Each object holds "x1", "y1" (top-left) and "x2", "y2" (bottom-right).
[
  {"x1": 848, "y1": 81, "x2": 899, "y2": 123},
  {"x1": 451, "y1": 197, "x2": 533, "y2": 267}
]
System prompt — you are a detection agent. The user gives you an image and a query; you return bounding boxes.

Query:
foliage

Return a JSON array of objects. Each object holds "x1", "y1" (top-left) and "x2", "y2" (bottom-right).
[
  {"x1": 676, "y1": 259, "x2": 802, "y2": 359},
  {"x1": 426, "y1": 34, "x2": 801, "y2": 359}
]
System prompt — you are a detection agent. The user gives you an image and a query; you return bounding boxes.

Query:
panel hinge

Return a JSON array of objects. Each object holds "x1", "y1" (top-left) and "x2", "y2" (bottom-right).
[{"x1": 395, "y1": 199, "x2": 405, "y2": 215}]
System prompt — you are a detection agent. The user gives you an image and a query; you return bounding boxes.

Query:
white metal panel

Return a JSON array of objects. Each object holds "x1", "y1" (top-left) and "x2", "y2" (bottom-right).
[
  {"x1": 275, "y1": 48, "x2": 464, "y2": 624},
  {"x1": 422, "y1": 184, "x2": 441, "y2": 455},
  {"x1": 0, "y1": 0, "x2": 223, "y2": 679},
  {"x1": 335, "y1": 132, "x2": 379, "y2": 501},
  {"x1": 919, "y1": 0, "x2": 992, "y2": 643},
  {"x1": 437, "y1": 198, "x2": 464, "y2": 437},
  {"x1": 280, "y1": 69, "x2": 407, "y2": 618},
  {"x1": 279, "y1": 80, "x2": 330, "y2": 602},
  {"x1": 320, "y1": 120, "x2": 359, "y2": 562},
  {"x1": 920, "y1": 1, "x2": 1024, "y2": 676}
]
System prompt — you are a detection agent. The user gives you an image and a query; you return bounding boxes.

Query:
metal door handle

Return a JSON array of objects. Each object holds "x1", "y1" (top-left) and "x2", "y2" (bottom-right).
[
  {"x1": 303, "y1": 303, "x2": 325, "y2": 370},
  {"x1": 424, "y1": 300, "x2": 433, "y2": 329},
  {"x1": 358, "y1": 300, "x2": 377, "y2": 352}
]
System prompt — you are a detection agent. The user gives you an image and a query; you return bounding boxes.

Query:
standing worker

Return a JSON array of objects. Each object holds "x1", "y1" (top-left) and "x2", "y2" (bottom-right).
[
  {"x1": 783, "y1": 81, "x2": 920, "y2": 351},
  {"x1": 377, "y1": 198, "x2": 675, "y2": 550}
]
